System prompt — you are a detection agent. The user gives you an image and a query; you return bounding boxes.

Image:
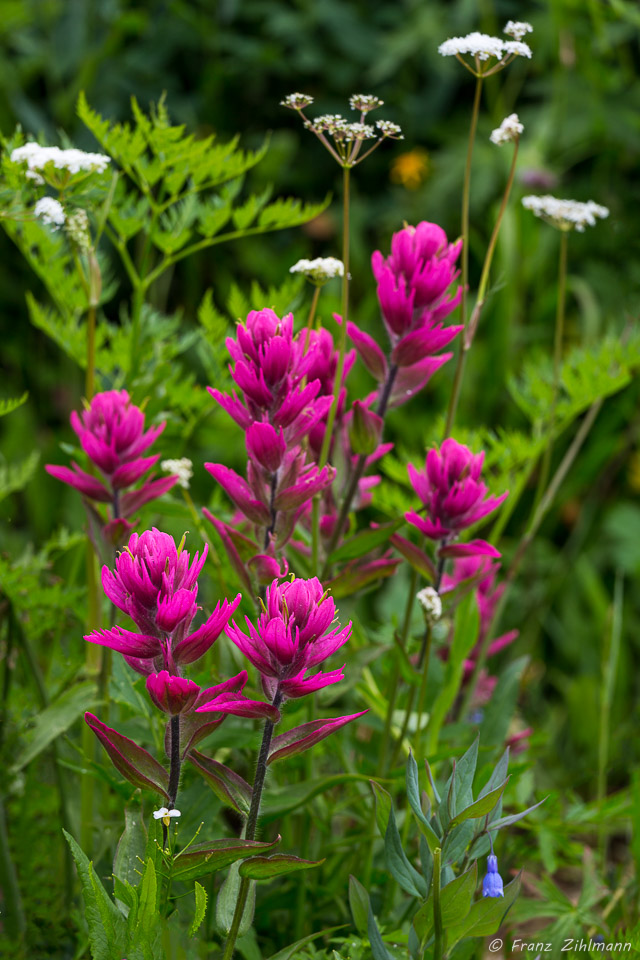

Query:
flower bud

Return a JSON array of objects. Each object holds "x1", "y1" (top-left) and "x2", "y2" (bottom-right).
[
  {"x1": 146, "y1": 671, "x2": 200, "y2": 715},
  {"x1": 348, "y1": 401, "x2": 383, "y2": 456},
  {"x1": 482, "y1": 854, "x2": 505, "y2": 898}
]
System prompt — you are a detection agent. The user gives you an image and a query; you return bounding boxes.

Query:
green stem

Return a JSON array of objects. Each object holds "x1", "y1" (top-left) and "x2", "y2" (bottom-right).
[
  {"x1": 303, "y1": 285, "x2": 321, "y2": 352},
  {"x1": 598, "y1": 571, "x2": 623, "y2": 862},
  {"x1": 221, "y1": 689, "x2": 283, "y2": 960},
  {"x1": 318, "y1": 166, "x2": 351, "y2": 470},
  {"x1": 433, "y1": 847, "x2": 444, "y2": 960},
  {"x1": 533, "y1": 229, "x2": 569, "y2": 511},
  {"x1": 415, "y1": 624, "x2": 433, "y2": 759},
  {"x1": 86, "y1": 303, "x2": 96, "y2": 400},
  {"x1": 81, "y1": 542, "x2": 102, "y2": 854},
  {"x1": 459, "y1": 399, "x2": 602, "y2": 718},
  {"x1": 443, "y1": 75, "x2": 483, "y2": 440}
]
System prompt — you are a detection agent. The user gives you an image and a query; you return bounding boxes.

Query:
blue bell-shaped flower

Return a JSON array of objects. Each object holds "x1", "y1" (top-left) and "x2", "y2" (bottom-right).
[{"x1": 482, "y1": 854, "x2": 504, "y2": 897}]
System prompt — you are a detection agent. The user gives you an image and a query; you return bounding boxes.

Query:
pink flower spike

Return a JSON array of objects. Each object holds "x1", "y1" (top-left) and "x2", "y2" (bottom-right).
[
  {"x1": 85, "y1": 626, "x2": 161, "y2": 659},
  {"x1": 156, "y1": 588, "x2": 198, "y2": 633},
  {"x1": 246, "y1": 422, "x2": 287, "y2": 473},
  {"x1": 439, "y1": 540, "x2": 502, "y2": 559},
  {"x1": 196, "y1": 692, "x2": 281, "y2": 724},
  {"x1": 195, "y1": 669, "x2": 249, "y2": 708},
  {"x1": 119, "y1": 474, "x2": 178, "y2": 517},
  {"x1": 280, "y1": 664, "x2": 346, "y2": 699},
  {"x1": 343, "y1": 318, "x2": 388, "y2": 381},
  {"x1": 172, "y1": 594, "x2": 242, "y2": 665},
  {"x1": 146, "y1": 671, "x2": 201, "y2": 715},
  {"x1": 390, "y1": 355, "x2": 452, "y2": 408},
  {"x1": 110, "y1": 454, "x2": 161, "y2": 490},
  {"x1": 247, "y1": 552, "x2": 289, "y2": 585},
  {"x1": 45, "y1": 463, "x2": 112, "y2": 502},
  {"x1": 391, "y1": 323, "x2": 463, "y2": 367},
  {"x1": 205, "y1": 463, "x2": 271, "y2": 525}
]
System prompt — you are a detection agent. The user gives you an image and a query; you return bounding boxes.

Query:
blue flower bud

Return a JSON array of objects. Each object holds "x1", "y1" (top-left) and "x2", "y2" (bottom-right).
[{"x1": 482, "y1": 854, "x2": 504, "y2": 897}]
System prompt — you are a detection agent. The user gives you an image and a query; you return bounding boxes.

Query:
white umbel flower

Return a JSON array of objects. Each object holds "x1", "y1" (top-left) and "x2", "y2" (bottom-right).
[
  {"x1": 504, "y1": 21, "x2": 533, "y2": 41},
  {"x1": 349, "y1": 94, "x2": 384, "y2": 113},
  {"x1": 438, "y1": 31, "x2": 532, "y2": 61},
  {"x1": 290, "y1": 257, "x2": 344, "y2": 284},
  {"x1": 522, "y1": 195, "x2": 609, "y2": 232},
  {"x1": 34, "y1": 197, "x2": 65, "y2": 229},
  {"x1": 376, "y1": 120, "x2": 403, "y2": 139},
  {"x1": 153, "y1": 807, "x2": 181, "y2": 826},
  {"x1": 161, "y1": 457, "x2": 193, "y2": 489},
  {"x1": 11, "y1": 142, "x2": 110, "y2": 180},
  {"x1": 417, "y1": 587, "x2": 442, "y2": 625},
  {"x1": 281, "y1": 92, "x2": 314, "y2": 109},
  {"x1": 490, "y1": 113, "x2": 524, "y2": 145}
]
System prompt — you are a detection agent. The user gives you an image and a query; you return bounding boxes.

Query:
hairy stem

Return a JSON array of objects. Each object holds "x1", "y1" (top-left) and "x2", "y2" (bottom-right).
[
  {"x1": 222, "y1": 689, "x2": 283, "y2": 960},
  {"x1": 163, "y1": 714, "x2": 182, "y2": 849},
  {"x1": 444, "y1": 75, "x2": 483, "y2": 439}
]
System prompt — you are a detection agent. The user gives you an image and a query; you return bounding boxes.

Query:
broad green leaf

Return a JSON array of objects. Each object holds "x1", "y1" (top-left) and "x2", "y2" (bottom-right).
[
  {"x1": 384, "y1": 806, "x2": 428, "y2": 898},
  {"x1": 349, "y1": 875, "x2": 369, "y2": 936},
  {"x1": 216, "y1": 861, "x2": 255, "y2": 937},
  {"x1": 133, "y1": 857, "x2": 158, "y2": 941},
  {"x1": 447, "y1": 872, "x2": 522, "y2": 946},
  {"x1": 239, "y1": 854, "x2": 324, "y2": 880},
  {"x1": 414, "y1": 862, "x2": 478, "y2": 944},
  {"x1": 171, "y1": 836, "x2": 280, "y2": 883},
  {"x1": 12, "y1": 681, "x2": 96, "y2": 772},
  {"x1": 64, "y1": 830, "x2": 128, "y2": 960},
  {"x1": 189, "y1": 883, "x2": 208, "y2": 938},
  {"x1": 449, "y1": 780, "x2": 509, "y2": 828},
  {"x1": 370, "y1": 780, "x2": 392, "y2": 838}
]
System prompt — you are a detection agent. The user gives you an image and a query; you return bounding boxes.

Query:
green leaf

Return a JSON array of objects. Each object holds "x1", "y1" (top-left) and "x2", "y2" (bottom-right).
[
  {"x1": 406, "y1": 753, "x2": 441, "y2": 852},
  {"x1": 447, "y1": 873, "x2": 521, "y2": 945},
  {"x1": 63, "y1": 830, "x2": 128, "y2": 960},
  {"x1": 133, "y1": 857, "x2": 158, "y2": 940},
  {"x1": 231, "y1": 185, "x2": 273, "y2": 230},
  {"x1": 477, "y1": 748, "x2": 510, "y2": 800},
  {"x1": 449, "y1": 780, "x2": 509, "y2": 828},
  {"x1": 187, "y1": 751, "x2": 252, "y2": 815},
  {"x1": 257, "y1": 195, "x2": 331, "y2": 231},
  {"x1": 368, "y1": 903, "x2": 393, "y2": 960},
  {"x1": 452, "y1": 737, "x2": 479, "y2": 812},
  {"x1": 349, "y1": 875, "x2": 369, "y2": 936},
  {"x1": 239, "y1": 854, "x2": 324, "y2": 880},
  {"x1": 0, "y1": 450, "x2": 39, "y2": 503},
  {"x1": 0, "y1": 392, "x2": 27, "y2": 418},
  {"x1": 327, "y1": 519, "x2": 404, "y2": 565},
  {"x1": 260, "y1": 773, "x2": 372, "y2": 822},
  {"x1": 189, "y1": 883, "x2": 208, "y2": 938},
  {"x1": 370, "y1": 780, "x2": 393, "y2": 839},
  {"x1": 384, "y1": 806, "x2": 428, "y2": 898},
  {"x1": 12, "y1": 681, "x2": 96, "y2": 772},
  {"x1": 216, "y1": 861, "x2": 255, "y2": 937},
  {"x1": 171, "y1": 837, "x2": 281, "y2": 883},
  {"x1": 414, "y1": 862, "x2": 478, "y2": 944},
  {"x1": 113, "y1": 799, "x2": 147, "y2": 902},
  {"x1": 487, "y1": 798, "x2": 547, "y2": 831},
  {"x1": 426, "y1": 592, "x2": 480, "y2": 755}
]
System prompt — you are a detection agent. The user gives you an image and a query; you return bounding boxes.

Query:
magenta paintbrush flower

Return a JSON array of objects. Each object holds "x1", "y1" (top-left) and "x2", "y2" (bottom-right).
[
  {"x1": 405, "y1": 438, "x2": 507, "y2": 557},
  {"x1": 86, "y1": 528, "x2": 240, "y2": 672},
  {"x1": 223, "y1": 576, "x2": 351, "y2": 700},
  {"x1": 46, "y1": 390, "x2": 178, "y2": 545}
]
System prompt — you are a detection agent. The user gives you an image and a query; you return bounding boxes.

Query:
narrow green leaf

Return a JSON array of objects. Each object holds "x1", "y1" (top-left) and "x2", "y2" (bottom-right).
[
  {"x1": 406, "y1": 753, "x2": 441, "y2": 852},
  {"x1": 384, "y1": 807, "x2": 428, "y2": 898},
  {"x1": 368, "y1": 903, "x2": 393, "y2": 960},
  {"x1": 216, "y1": 861, "x2": 255, "y2": 937},
  {"x1": 63, "y1": 830, "x2": 128, "y2": 960},
  {"x1": 239, "y1": 855, "x2": 324, "y2": 880},
  {"x1": 172, "y1": 836, "x2": 280, "y2": 883},
  {"x1": 189, "y1": 883, "x2": 208, "y2": 938},
  {"x1": 349, "y1": 875, "x2": 369, "y2": 936},
  {"x1": 487, "y1": 798, "x2": 547, "y2": 831},
  {"x1": 12, "y1": 681, "x2": 96, "y2": 772},
  {"x1": 0, "y1": 392, "x2": 28, "y2": 418},
  {"x1": 449, "y1": 779, "x2": 509, "y2": 828},
  {"x1": 370, "y1": 780, "x2": 392, "y2": 838}
]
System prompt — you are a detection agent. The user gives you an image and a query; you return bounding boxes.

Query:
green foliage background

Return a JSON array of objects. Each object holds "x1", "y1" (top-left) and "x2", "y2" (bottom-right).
[{"x1": 1, "y1": 0, "x2": 640, "y2": 955}]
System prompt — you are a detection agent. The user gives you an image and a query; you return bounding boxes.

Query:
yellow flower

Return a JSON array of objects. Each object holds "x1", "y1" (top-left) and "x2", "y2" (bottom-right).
[{"x1": 390, "y1": 149, "x2": 430, "y2": 190}]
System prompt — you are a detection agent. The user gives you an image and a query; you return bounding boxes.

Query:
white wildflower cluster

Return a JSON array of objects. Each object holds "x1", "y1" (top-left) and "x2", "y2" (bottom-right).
[
  {"x1": 417, "y1": 587, "x2": 442, "y2": 625},
  {"x1": 161, "y1": 457, "x2": 193, "y2": 489},
  {"x1": 290, "y1": 257, "x2": 344, "y2": 284},
  {"x1": 438, "y1": 29, "x2": 532, "y2": 62},
  {"x1": 341, "y1": 122, "x2": 376, "y2": 141},
  {"x1": 376, "y1": 120, "x2": 403, "y2": 139},
  {"x1": 65, "y1": 209, "x2": 91, "y2": 248},
  {"x1": 504, "y1": 20, "x2": 533, "y2": 41},
  {"x1": 490, "y1": 113, "x2": 524, "y2": 145},
  {"x1": 522, "y1": 195, "x2": 609, "y2": 232},
  {"x1": 280, "y1": 92, "x2": 314, "y2": 110},
  {"x1": 11, "y1": 142, "x2": 111, "y2": 184},
  {"x1": 349, "y1": 94, "x2": 384, "y2": 113},
  {"x1": 305, "y1": 115, "x2": 376, "y2": 141},
  {"x1": 34, "y1": 196, "x2": 66, "y2": 230}
]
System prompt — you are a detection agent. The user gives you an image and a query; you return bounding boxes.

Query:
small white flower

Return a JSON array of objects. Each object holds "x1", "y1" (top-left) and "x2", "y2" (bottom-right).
[
  {"x1": 349, "y1": 94, "x2": 384, "y2": 113},
  {"x1": 504, "y1": 21, "x2": 533, "y2": 41},
  {"x1": 304, "y1": 113, "x2": 347, "y2": 135},
  {"x1": 11, "y1": 142, "x2": 110, "y2": 178},
  {"x1": 281, "y1": 92, "x2": 314, "y2": 110},
  {"x1": 417, "y1": 587, "x2": 442, "y2": 624},
  {"x1": 290, "y1": 256, "x2": 344, "y2": 284},
  {"x1": 522, "y1": 195, "x2": 609, "y2": 232},
  {"x1": 34, "y1": 196, "x2": 66, "y2": 229},
  {"x1": 65, "y1": 208, "x2": 91, "y2": 248},
  {"x1": 153, "y1": 807, "x2": 181, "y2": 826},
  {"x1": 376, "y1": 120, "x2": 404, "y2": 139},
  {"x1": 490, "y1": 113, "x2": 524, "y2": 145},
  {"x1": 161, "y1": 457, "x2": 193, "y2": 490},
  {"x1": 438, "y1": 30, "x2": 531, "y2": 62},
  {"x1": 342, "y1": 122, "x2": 375, "y2": 141}
]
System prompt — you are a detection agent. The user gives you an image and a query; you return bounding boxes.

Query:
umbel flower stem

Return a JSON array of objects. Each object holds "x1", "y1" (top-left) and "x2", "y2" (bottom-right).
[
  {"x1": 222, "y1": 689, "x2": 283, "y2": 960},
  {"x1": 444, "y1": 74, "x2": 483, "y2": 439}
]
